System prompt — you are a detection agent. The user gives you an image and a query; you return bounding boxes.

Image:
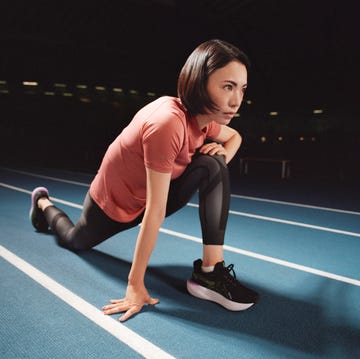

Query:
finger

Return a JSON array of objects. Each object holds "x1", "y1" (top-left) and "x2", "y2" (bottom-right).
[
  {"x1": 103, "y1": 306, "x2": 125, "y2": 315},
  {"x1": 102, "y1": 305, "x2": 118, "y2": 311},
  {"x1": 119, "y1": 305, "x2": 142, "y2": 322},
  {"x1": 209, "y1": 148, "x2": 222, "y2": 156},
  {"x1": 103, "y1": 302, "x2": 123, "y2": 310},
  {"x1": 103, "y1": 303, "x2": 130, "y2": 314},
  {"x1": 201, "y1": 146, "x2": 214, "y2": 155},
  {"x1": 102, "y1": 298, "x2": 126, "y2": 310},
  {"x1": 147, "y1": 297, "x2": 160, "y2": 305},
  {"x1": 200, "y1": 143, "x2": 213, "y2": 151},
  {"x1": 109, "y1": 299, "x2": 126, "y2": 304}
]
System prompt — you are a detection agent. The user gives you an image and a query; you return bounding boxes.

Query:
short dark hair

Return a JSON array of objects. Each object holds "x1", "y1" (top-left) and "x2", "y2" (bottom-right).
[{"x1": 177, "y1": 39, "x2": 250, "y2": 116}]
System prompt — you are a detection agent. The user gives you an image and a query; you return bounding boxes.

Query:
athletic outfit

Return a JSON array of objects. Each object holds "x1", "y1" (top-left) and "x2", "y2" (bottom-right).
[{"x1": 30, "y1": 96, "x2": 259, "y2": 310}]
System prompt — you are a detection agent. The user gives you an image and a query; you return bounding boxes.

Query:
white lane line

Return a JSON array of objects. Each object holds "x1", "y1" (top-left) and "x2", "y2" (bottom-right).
[
  {"x1": 0, "y1": 183, "x2": 83, "y2": 209},
  {"x1": 231, "y1": 194, "x2": 360, "y2": 216},
  {"x1": 0, "y1": 167, "x2": 90, "y2": 187},
  {"x1": 187, "y1": 202, "x2": 360, "y2": 238},
  {"x1": 158, "y1": 228, "x2": 360, "y2": 287},
  {"x1": 0, "y1": 245, "x2": 175, "y2": 359},
  {"x1": 2, "y1": 182, "x2": 360, "y2": 286},
  {"x1": 2, "y1": 166, "x2": 359, "y2": 215}
]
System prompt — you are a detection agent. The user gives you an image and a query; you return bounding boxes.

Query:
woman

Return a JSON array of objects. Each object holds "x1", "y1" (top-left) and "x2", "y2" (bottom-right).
[{"x1": 30, "y1": 39, "x2": 259, "y2": 322}]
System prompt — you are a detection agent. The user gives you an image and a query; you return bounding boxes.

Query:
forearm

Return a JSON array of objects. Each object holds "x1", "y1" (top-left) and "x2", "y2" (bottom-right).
[
  {"x1": 223, "y1": 131, "x2": 242, "y2": 163},
  {"x1": 128, "y1": 211, "x2": 163, "y2": 285}
]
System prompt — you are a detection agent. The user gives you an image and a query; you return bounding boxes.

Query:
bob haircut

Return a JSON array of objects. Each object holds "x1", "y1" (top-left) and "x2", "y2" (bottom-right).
[{"x1": 177, "y1": 39, "x2": 250, "y2": 116}]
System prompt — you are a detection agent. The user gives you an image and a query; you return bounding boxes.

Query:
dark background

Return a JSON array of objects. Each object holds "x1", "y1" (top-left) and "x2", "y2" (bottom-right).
[{"x1": 1, "y1": 0, "x2": 359, "y2": 181}]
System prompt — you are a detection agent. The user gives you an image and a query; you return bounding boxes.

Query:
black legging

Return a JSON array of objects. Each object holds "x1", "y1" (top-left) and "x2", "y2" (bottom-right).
[{"x1": 44, "y1": 153, "x2": 230, "y2": 251}]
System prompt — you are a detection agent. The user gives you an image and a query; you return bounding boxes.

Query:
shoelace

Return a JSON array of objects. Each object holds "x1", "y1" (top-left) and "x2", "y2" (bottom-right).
[{"x1": 223, "y1": 263, "x2": 239, "y2": 287}]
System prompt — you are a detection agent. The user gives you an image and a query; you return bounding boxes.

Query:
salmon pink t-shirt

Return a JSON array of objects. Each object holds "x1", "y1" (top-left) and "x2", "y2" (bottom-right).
[{"x1": 90, "y1": 96, "x2": 221, "y2": 222}]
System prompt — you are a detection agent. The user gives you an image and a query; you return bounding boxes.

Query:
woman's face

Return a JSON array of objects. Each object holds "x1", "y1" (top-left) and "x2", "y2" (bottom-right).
[{"x1": 205, "y1": 60, "x2": 247, "y2": 125}]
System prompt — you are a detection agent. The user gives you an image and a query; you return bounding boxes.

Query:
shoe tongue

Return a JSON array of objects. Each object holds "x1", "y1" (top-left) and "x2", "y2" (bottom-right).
[{"x1": 215, "y1": 261, "x2": 226, "y2": 270}]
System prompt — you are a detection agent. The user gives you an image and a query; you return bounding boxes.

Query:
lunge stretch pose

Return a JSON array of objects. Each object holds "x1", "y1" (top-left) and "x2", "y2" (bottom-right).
[{"x1": 30, "y1": 39, "x2": 258, "y2": 322}]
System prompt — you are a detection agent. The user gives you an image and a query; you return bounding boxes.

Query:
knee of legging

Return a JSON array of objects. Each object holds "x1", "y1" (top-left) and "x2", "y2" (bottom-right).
[
  {"x1": 70, "y1": 240, "x2": 93, "y2": 252},
  {"x1": 64, "y1": 226, "x2": 96, "y2": 252},
  {"x1": 211, "y1": 154, "x2": 227, "y2": 167},
  {"x1": 195, "y1": 154, "x2": 227, "y2": 173}
]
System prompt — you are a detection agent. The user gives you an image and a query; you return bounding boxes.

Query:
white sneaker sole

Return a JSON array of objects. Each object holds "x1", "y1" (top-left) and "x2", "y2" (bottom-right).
[{"x1": 187, "y1": 280, "x2": 255, "y2": 311}]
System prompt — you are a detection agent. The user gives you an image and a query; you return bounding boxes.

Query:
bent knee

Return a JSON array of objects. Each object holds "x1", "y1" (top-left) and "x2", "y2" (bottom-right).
[{"x1": 195, "y1": 153, "x2": 227, "y2": 172}]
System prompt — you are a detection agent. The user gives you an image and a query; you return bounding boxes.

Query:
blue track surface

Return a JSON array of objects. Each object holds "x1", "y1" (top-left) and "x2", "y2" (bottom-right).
[{"x1": 1, "y1": 166, "x2": 360, "y2": 358}]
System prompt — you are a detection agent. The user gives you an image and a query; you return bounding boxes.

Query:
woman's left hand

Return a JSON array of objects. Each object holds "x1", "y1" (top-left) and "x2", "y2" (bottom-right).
[{"x1": 199, "y1": 142, "x2": 227, "y2": 158}]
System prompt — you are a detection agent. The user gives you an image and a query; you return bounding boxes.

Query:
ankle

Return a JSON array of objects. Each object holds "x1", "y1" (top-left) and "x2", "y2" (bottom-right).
[
  {"x1": 202, "y1": 244, "x2": 223, "y2": 267},
  {"x1": 38, "y1": 198, "x2": 52, "y2": 211},
  {"x1": 201, "y1": 264, "x2": 215, "y2": 273}
]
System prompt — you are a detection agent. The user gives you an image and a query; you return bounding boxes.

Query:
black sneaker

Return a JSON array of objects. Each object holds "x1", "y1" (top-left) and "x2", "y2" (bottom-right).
[
  {"x1": 29, "y1": 187, "x2": 50, "y2": 232},
  {"x1": 187, "y1": 259, "x2": 259, "y2": 311}
]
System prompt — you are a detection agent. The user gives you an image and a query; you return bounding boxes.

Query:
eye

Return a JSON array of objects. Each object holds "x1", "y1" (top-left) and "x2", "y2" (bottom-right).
[{"x1": 224, "y1": 84, "x2": 233, "y2": 91}]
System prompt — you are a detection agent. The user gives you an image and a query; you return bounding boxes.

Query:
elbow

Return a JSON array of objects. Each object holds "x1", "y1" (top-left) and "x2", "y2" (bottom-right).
[
  {"x1": 233, "y1": 131, "x2": 242, "y2": 150},
  {"x1": 153, "y1": 214, "x2": 166, "y2": 230},
  {"x1": 238, "y1": 134, "x2": 243, "y2": 149},
  {"x1": 156, "y1": 210, "x2": 166, "y2": 225},
  {"x1": 236, "y1": 131, "x2": 242, "y2": 144}
]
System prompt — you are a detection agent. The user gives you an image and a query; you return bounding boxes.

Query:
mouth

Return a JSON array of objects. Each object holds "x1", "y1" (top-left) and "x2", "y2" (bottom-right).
[{"x1": 223, "y1": 112, "x2": 236, "y2": 119}]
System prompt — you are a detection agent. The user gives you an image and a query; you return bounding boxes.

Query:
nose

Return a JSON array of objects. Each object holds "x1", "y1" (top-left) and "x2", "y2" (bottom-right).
[{"x1": 230, "y1": 90, "x2": 243, "y2": 109}]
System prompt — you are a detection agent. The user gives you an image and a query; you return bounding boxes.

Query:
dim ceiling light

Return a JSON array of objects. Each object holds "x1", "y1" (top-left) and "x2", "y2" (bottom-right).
[
  {"x1": 269, "y1": 111, "x2": 278, "y2": 116},
  {"x1": 80, "y1": 97, "x2": 91, "y2": 103},
  {"x1": 313, "y1": 109, "x2": 323, "y2": 114},
  {"x1": 95, "y1": 86, "x2": 106, "y2": 91},
  {"x1": 23, "y1": 81, "x2": 38, "y2": 86}
]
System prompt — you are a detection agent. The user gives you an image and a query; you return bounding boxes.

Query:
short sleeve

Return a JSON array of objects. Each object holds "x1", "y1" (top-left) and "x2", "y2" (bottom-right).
[{"x1": 142, "y1": 114, "x2": 185, "y2": 173}]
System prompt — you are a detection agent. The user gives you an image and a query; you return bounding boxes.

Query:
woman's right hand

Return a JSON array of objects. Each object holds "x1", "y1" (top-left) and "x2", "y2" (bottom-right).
[
  {"x1": 103, "y1": 168, "x2": 168, "y2": 322},
  {"x1": 102, "y1": 283, "x2": 159, "y2": 322}
]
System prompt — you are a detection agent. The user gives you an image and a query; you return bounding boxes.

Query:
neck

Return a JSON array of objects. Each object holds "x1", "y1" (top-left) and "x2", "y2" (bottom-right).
[{"x1": 195, "y1": 113, "x2": 211, "y2": 130}]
